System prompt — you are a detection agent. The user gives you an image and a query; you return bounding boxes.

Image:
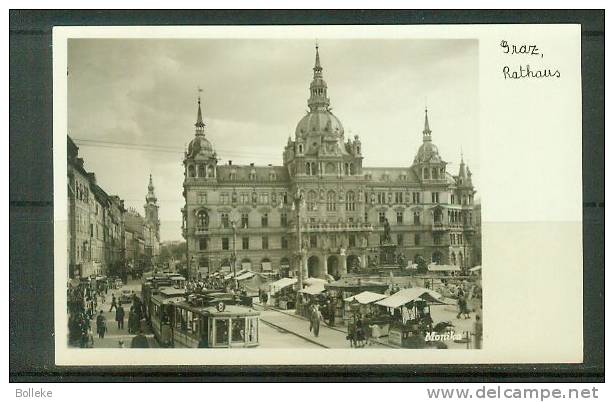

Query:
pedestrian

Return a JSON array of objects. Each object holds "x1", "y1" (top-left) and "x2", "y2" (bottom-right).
[
  {"x1": 347, "y1": 322, "x2": 356, "y2": 348},
  {"x1": 312, "y1": 305, "x2": 322, "y2": 337},
  {"x1": 401, "y1": 304, "x2": 410, "y2": 325},
  {"x1": 128, "y1": 307, "x2": 135, "y2": 334},
  {"x1": 308, "y1": 305, "x2": 314, "y2": 333},
  {"x1": 355, "y1": 318, "x2": 365, "y2": 347},
  {"x1": 456, "y1": 288, "x2": 465, "y2": 319},
  {"x1": 96, "y1": 310, "x2": 107, "y2": 339},
  {"x1": 328, "y1": 301, "x2": 336, "y2": 327},
  {"x1": 109, "y1": 293, "x2": 117, "y2": 312},
  {"x1": 116, "y1": 303, "x2": 125, "y2": 330},
  {"x1": 473, "y1": 314, "x2": 483, "y2": 349},
  {"x1": 131, "y1": 330, "x2": 150, "y2": 348}
]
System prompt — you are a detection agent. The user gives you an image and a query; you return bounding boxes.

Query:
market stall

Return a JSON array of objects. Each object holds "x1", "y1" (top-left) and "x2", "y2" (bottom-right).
[
  {"x1": 267, "y1": 277, "x2": 297, "y2": 309},
  {"x1": 375, "y1": 287, "x2": 446, "y2": 348},
  {"x1": 325, "y1": 278, "x2": 388, "y2": 323}
]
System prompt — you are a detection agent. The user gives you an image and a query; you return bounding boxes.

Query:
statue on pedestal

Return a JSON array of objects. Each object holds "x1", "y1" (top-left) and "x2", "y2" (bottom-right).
[{"x1": 383, "y1": 218, "x2": 392, "y2": 244}]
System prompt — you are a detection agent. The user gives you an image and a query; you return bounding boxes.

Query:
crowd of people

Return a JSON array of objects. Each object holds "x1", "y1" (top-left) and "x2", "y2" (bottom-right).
[{"x1": 67, "y1": 277, "x2": 150, "y2": 348}]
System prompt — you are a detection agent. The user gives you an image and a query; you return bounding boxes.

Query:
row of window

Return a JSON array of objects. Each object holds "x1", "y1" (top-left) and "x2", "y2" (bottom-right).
[
  {"x1": 196, "y1": 208, "x2": 473, "y2": 229},
  {"x1": 304, "y1": 161, "x2": 357, "y2": 176},
  {"x1": 199, "y1": 235, "x2": 289, "y2": 251},
  {"x1": 218, "y1": 192, "x2": 289, "y2": 206},
  {"x1": 197, "y1": 231, "x2": 452, "y2": 251},
  {"x1": 187, "y1": 164, "x2": 215, "y2": 179},
  {"x1": 199, "y1": 190, "x2": 473, "y2": 208},
  {"x1": 450, "y1": 233, "x2": 465, "y2": 245}
]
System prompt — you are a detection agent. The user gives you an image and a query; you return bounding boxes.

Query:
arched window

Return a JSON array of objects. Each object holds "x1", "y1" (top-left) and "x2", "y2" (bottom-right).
[
  {"x1": 198, "y1": 164, "x2": 206, "y2": 178},
  {"x1": 346, "y1": 191, "x2": 356, "y2": 211},
  {"x1": 326, "y1": 191, "x2": 336, "y2": 212},
  {"x1": 307, "y1": 190, "x2": 317, "y2": 211},
  {"x1": 432, "y1": 251, "x2": 442, "y2": 264},
  {"x1": 325, "y1": 162, "x2": 336, "y2": 174},
  {"x1": 196, "y1": 210, "x2": 209, "y2": 228},
  {"x1": 349, "y1": 163, "x2": 355, "y2": 175},
  {"x1": 298, "y1": 144, "x2": 303, "y2": 153},
  {"x1": 188, "y1": 165, "x2": 195, "y2": 178},
  {"x1": 451, "y1": 252, "x2": 457, "y2": 266},
  {"x1": 305, "y1": 163, "x2": 311, "y2": 175},
  {"x1": 207, "y1": 165, "x2": 214, "y2": 178}
]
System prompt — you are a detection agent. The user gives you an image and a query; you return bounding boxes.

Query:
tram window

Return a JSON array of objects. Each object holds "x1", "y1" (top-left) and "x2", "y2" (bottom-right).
[
  {"x1": 231, "y1": 318, "x2": 246, "y2": 343},
  {"x1": 174, "y1": 309, "x2": 182, "y2": 329},
  {"x1": 215, "y1": 319, "x2": 229, "y2": 345},
  {"x1": 247, "y1": 318, "x2": 258, "y2": 343},
  {"x1": 186, "y1": 311, "x2": 194, "y2": 333}
]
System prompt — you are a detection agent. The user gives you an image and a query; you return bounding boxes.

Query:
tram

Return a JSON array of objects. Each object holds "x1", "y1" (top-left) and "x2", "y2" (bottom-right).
[
  {"x1": 171, "y1": 300, "x2": 260, "y2": 348},
  {"x1": 145, "y1": 285, "x2": 260, "y2": 348},
  {"x1": 149, "y1": 287, "x2": 187, "y2": 347}
]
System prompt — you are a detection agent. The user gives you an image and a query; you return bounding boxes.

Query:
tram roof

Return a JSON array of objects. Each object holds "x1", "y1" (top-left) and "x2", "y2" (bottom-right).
[{"x1": 174, "y1": 301, "x2": 260, "y2": 317}]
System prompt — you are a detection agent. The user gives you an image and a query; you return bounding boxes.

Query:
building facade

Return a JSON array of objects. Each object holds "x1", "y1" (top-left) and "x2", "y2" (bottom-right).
[
  {"x1": 67, "y1": 136, "x2": 160, "y2": 279},
  {"x1": 182, "y1": 46, "x2": 478, "y2": 280}
]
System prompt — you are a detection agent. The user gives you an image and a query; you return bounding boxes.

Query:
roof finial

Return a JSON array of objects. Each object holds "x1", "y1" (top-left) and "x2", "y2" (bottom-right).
[
  {"x1": 195, "y1": 87, "x2": 205, "y2": 135},
  {"x1": 422, "y1": 106, "x2": 432, "y2": 140},
  {"x1": 314, "y1": 40, "x2": 322, "y2": 72}
]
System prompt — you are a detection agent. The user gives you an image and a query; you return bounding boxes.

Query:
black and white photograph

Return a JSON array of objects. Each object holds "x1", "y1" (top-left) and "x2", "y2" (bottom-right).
[
  {"x1": 64, "y1": 37, "x2": 482, "y2": 351},
  {"x1": 48, "y1": 23, "x2": 586, "y2": 367}
]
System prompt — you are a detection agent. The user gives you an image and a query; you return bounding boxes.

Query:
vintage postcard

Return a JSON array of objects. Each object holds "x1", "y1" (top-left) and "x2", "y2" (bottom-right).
[{"x1": 53, "y1": 24, "x2": 583, "y2": 365}]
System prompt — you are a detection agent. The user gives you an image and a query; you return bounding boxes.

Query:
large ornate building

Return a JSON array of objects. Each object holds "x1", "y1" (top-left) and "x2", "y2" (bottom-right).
[{"x1": 182, "y1": 46, "x2": 478, "y2": 280}]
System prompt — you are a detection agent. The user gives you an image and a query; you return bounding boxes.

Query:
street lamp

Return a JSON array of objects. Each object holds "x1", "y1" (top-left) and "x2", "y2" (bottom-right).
[
  {"x1": 229, "y1": 211, "x2": 240, "y2": 290},
  {"x1": 292, "y1": 189, "x2": 304, "y2": 290}
]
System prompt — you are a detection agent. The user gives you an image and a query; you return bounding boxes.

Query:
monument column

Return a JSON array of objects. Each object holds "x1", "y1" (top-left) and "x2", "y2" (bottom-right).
[{"x1": 322, "y1": 253, "x2": 328, "y2": 279}]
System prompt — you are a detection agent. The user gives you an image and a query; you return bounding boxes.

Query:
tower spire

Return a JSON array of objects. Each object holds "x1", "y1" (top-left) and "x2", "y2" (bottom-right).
[
  {"x1": 195, "y1": 87, "x2": 205, "y2": 136},
  {"x1": 308, "y1": 43, "x2": 330, "y2": 111},
  {"x1": 422, "y1": 107, "x2": 432, "y2": 142},
  {"x1": 458, "y1": 150, "x2": 467, "y2": 179},
  {"x1": 314, "y1": 40, "x2": 322, "y2": 74},
  {"x1": 146, "y1": 174, "x2": 157, "y2": 203}
]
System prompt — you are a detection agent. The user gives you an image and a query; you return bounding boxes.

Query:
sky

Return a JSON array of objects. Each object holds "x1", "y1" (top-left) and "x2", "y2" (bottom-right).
[{"x1": 67, "y1": 38, "x2": 479, "y2": 242}]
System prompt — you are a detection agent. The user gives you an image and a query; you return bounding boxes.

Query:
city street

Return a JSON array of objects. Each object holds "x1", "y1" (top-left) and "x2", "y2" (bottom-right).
[{"x1": 86, "y1": 279, "x2": 158, "y2": 349}]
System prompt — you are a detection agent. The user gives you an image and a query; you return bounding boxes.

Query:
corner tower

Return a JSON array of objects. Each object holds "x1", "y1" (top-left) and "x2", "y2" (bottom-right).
[
  {"x1": 144, "y1": 174, "x2": 160, "y2": 241},
  {"x1": 412, "y1": 108, "x2": 447, "y2": 182}
]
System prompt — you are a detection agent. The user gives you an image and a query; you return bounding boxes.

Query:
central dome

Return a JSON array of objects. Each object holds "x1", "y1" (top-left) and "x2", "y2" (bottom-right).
[
  {"x1": 187, "y1": 136, "x2": 214, "y2": 158},
  {"x1": 295, "y1": 109, "x2": 344, "y2": 138},
  {"x1": 413, "y1": 142, "x2": 441, "y2": 164}
]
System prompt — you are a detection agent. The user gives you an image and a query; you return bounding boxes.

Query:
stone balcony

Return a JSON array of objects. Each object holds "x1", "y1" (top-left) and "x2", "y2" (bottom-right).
[
  {"x1": 288, "y1": 222, "x2": 374, "y2": 234},
  {"x1": 432, "y1": 222, "x2": 448, "y2": 231}
]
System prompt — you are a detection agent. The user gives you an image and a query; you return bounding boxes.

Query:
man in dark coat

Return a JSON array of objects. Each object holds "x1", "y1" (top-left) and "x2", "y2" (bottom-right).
[
  {"x1": 131, "y1": 330, "x2": 150, "y2": 348},
  {"x1": 109, "y1": 293, "x2": 117, "y2": 312},
  {"x1": 96, "y1": 310, "x2": 106, "y2": 339},
  {"x1": 115, "y1": 303, "x2": 125, "y2": 330}
]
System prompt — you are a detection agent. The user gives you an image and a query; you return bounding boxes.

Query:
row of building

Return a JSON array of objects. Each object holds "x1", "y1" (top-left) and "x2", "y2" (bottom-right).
[
  {"x1": 182, "y1": 45, "x2": 482, "y2": 280},
  {"x1": 67, "y1": 136, "x2": 161, "y2": 279}
]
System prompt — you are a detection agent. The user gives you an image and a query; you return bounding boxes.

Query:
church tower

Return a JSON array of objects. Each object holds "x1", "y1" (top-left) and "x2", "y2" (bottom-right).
[{"x1": 144, "y1": 174, "x2": 160, "y2": 241}]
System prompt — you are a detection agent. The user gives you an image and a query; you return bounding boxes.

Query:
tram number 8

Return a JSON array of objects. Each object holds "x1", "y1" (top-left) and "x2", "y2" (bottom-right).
[{"x1": 216, "y1": 302, "x2": 226, "y2": 312}]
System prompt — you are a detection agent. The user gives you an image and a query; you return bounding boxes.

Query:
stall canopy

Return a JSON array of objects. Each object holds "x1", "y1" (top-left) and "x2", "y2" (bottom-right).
[
  {"x1": 325, "y1": 278, "x2": 388, "y2": 292},
  {"x1": 303, "y1": 277, "x2": 328, "y2": 286},
  {"x1": 427, "y1": 264, "x2": 461, "y2": 272},
  {"x1": 299, "y1": 283, "x2": 326, "y2": 295},
  {"x1": 375, "y1": 287, "x2": 445, "y2": 309},
  {"x1": 224, "y1": 269, "x2": 249, "y2": 280},
  {"x1": 344, "y1": 291, "x2": 387, "y2": 305},
  {"x1": 241, "y1": 273, "x2": 268, "y2": 295},
  {"x1": 269, "y1": 277, "x2": 297, "y2": 293},
  {"x1": 235, "y1": 271, "x2": 256, "y2": 281}
]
